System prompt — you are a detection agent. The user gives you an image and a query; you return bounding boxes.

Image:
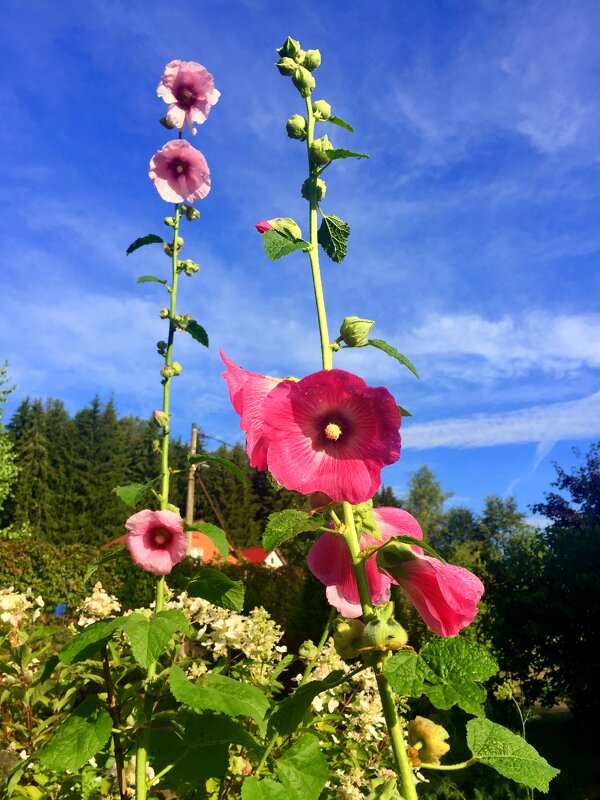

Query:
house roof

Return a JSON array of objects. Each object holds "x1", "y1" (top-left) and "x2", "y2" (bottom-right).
[{"x1": 241, "y1": 547, "x2": 287, "y2": 565}]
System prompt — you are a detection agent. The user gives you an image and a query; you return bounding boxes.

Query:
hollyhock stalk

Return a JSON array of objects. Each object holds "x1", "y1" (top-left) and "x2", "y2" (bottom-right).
[{"x1": 302, "y1": 101, "x2": 419, "y2": 800}]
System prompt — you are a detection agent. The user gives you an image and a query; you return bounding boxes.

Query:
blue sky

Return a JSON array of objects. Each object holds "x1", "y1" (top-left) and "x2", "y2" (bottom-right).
[{"x1": 1, "y1": 0, "x2": 599, "y2": 520}]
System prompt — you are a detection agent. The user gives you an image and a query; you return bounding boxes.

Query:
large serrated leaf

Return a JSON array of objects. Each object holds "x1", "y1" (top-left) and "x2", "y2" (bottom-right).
[
  {"x1": 169, "y1": 665, "x2": 269, "y2": 722},
  {"x1": 185, "y1": 522, "x2": 230, "y2": 558},
  {"x1": 317, "y1": 214, "x2": 350, "y2": 263},
  {"x1": 383, "y1": 650, "x2": 426, "y2": 697},
  {"x1": 122, "y1": 609, "x2": 189, "y2": 668},
  {"x1": 467, "y1": 718, "x2": 559, "y2": 792},
  {"x1": 187, "y1": 568, "x2": 244, "y2": 612},
  {"x1": 83, "y1": 545, "x2": 130, "y2": 584},
  {"x1": 60, "y1": 617, "x2": 122, "y2": 665},
  {"x1": 242, "y1": 777, "x2": 287, "y2": 800},
  {"x1": 327, "y1": 148, "x2": 369, "y2": 160},
  {"x1": 126, "y1": 233, "x2": 164, "y2": 255},
  {"x1": 327, "y1": 115, "x2": 354, "y2": 132},
  {"x1": 268, "y1": 670, "x2": 347, "y2": 735},
  {"x1": 184, "y1": 710, "x2": 261, "y2": 755},
  {"x1": 277, "y1": 733, "x2": 329, "y2": 800},
  {"x1": 38, "y1": 695, "x2": 112, "y2": 772},
  {"x1": 263, "y1": 510, "x2": 325, "y2": 552},
  {"x1": 188, "y1": 453, "x2": 248, "y2": 483},
  {"x1": 420, "y1": 637, "x2": 498, "y2": 717},
  {"x1": 368, "y1": 339, "x2": 420, "y2": 378},
  {"x1": 262, "y1": 229, "x2": 311, "y2": 260}
]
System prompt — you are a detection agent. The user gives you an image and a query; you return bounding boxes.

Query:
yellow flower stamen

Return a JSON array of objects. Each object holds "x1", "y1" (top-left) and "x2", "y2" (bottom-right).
[{"x1": 324, "y1": 422, "x2": 342, "y2": 441}]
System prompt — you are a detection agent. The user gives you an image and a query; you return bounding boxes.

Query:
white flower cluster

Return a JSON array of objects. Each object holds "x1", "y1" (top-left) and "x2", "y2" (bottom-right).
[
  {"x1": 76, "y1": 582, "x2": 121, "y2": 627},
  {"x1": 0, "y1": 586, "x2": 44, "y2": 627}
]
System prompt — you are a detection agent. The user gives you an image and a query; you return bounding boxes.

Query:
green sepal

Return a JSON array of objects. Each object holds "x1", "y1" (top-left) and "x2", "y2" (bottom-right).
[
  {"x1": 185, "y1": 521, "x2": 229, "y2": 558},
  {"x1": 467, "y1": 718, "x2": 559, "y2": 792},
  {"x1": 263, "y1": 509, "x2": 325, "y2": 552},
  {"x1": 126, "y1": 233, "x2": 164, "y2": 255},
  {"x1": 38, "y1": 695, "x2": 112, "y2": 772},
  {"x1": 317, "y1": 214, "x2": 350, "y2": 263},
  {"x1": 188, "y1": 452, "x2": 248, "y2": 483},
  {"x1": 187, "y1": 568, "x2": 245, "y2": 612},
  {"x1": 367, "y1": 339, "x2": 420, "y2": 378},
  {"x1": 327, "y1": 115, "x2": 354, "y2": 132},
  {"x1": 262, "y1": 229, "x2": 311, "y2": 260},
  {"x1": 398, "y1": 405, "x2": 412, "y2": 417},
  {"x1": 122, "y1": 609, "x2": 190, "y2": 669}
]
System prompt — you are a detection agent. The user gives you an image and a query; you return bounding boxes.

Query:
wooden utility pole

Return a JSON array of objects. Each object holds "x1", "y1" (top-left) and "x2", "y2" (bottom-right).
[{"x1": 185, "y1": 422, "x2": 198, "y2": 526}]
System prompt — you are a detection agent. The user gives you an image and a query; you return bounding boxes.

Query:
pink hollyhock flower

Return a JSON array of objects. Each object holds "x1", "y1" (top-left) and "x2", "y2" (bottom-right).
[
  {"x1": 157, "y1": 60, "x2": 220, "y2": 134},
  {"x1": 125, "y1": 509, "x2": 188, "y2": 575},
  {"x1": 149, "y1": 140, "x2": 210, "y2": 203},
  {"x1": 307, "y1": 507, "x2": 484, "y2": 636},
  {"x1": 220, "y1": 351, "x2": 281, "y2": 471},
  {"x1": 262, "y1": 370, "x2": 401, "y2": 504},
  {"x1": 255, "y1": 220, "x2": 273, "y2": 233}
]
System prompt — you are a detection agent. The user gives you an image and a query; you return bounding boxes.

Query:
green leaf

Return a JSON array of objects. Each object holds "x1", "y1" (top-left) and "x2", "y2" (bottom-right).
[
  {"x1": 169, "y1": 665, "x2": 269, "y2": 722},
  {"x1": 420, "y1": 637, "x2": 498, "y2": 717},
  {"x1": 383, "y1": 650, "x2": 427, "y2": 697},
  {"x1": 242, "y1": 777, "x2": 287, "y2": 800},
  {"x1": 136, "y1": 275, "x2": 167, "y2": 286},
  {"x1": 122, "y1": 609, "x2": 189, "y2": 668},
  {"x1": 262, "y1": 229, "x2": 311, "y2": 260},
  {"x1": 467, "y1": 718, "x2": 560, "y2": 792},
  {"x1": 367, "y1": 777, "x2": 401, "y2": 800},
  {"x1": 5, "y1": 756, "x2": 34, "y2": 797},
  {"x1": 184, "y1": 710, "x2": 261, "y2": 755},
  {"x1": 317, "y1": 214, "x2": 350, "y2": 263},
  {"x1": 327, "y1": 115, "x2": 354, "y2": 132},
  {"x1": 368, "y1": 339, "x2": 420, "y2": 378},
  {"x1": 126, "y1": 233, "x2": 164, "y2": 255},
  {"x1": 113, "y1": 482, "x2": 149, "y2": 507},
  {"x1": 183, "y1": 318, "x2": 209, "y2": 347},
  {"x1": 83, "y1": 545, "x2": 130, "y2": 584},
  {"x1": 187, "y1": 568, "x2": 245, "y2": 612},
  {"x1": 38, "y1": 695, "x2": 112, "y2": 772},
  {"x1": 268, "y1": 670, "x2": 347, "y2": 735},
  {"x1": 263, "y1": 510, "x2": 325, "y2": 552},
  {"x1": 148, "y1": 726, "x2": 229, "y2": 791},
  {"x1": 188, "y1": 452, "x2": 248, "y2": 483},
  {"x1": 376, "y1": 535, "x2": 446, "y2": 567},
  {"x1": 277, "y1": 733, "x2": 329, "y2": 800},
  {"x1": 60, "y1": 617, "x2": 122, "y2": 665},
  {"x1": 327, "y1": 148, "x2": 369, "y2": 160},
  {"x1": 398, "y1": 405, "x2": 412, "y2": 417},
  {"x1": 185, "y1": 522, "x2": 230, "y2": 558}
]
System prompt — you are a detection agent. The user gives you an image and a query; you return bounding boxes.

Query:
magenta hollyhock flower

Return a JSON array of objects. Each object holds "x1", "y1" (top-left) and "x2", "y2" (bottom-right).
[
  {"x1": 125, "y1": 509, "x2": 188, "y2": 575},
  {"x1": 220, "y1": 351, "x2": 281, "y2": 471},
  {"x1": 149, "y1": 140, "x2": 211, "y2": 203},
  {"x1": 255, "y1": 220, "x2": 273, "y2": 233},
  {"x1": 262, "y1": 370, "x2": 401, "y2": 504},
  {"x1": 157, "y1": 60, "x2": 220, "y2": 134},
  {"x1": 307, "y1": 507, "x2": 484, "y2": 636}
]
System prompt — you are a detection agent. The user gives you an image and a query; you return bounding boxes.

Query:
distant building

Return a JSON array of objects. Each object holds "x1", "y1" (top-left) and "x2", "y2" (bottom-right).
[{"x1": 188, "y1": 528, "x2": 286, "y2": 569}]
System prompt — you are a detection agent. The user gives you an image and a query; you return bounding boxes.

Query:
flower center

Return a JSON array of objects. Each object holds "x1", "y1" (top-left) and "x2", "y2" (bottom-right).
[
  {"x1": 174, "y1": 159, "x2": 187, "y2": 174},
  {"x1": 178, "y1": 87, "x2": 195, "y2": 105},
  {"x1": 324, "y1": 422, "x2": 342, "y2": 441},
  {"x1": 153, "y1": 527, "x2": 171, "y2": 547}
]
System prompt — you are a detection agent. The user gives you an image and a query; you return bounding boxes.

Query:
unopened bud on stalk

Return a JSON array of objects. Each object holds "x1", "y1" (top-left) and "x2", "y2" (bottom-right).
[
  {"x1": 159, "y1": 308, "x2": 169, "y2": 319},
  {"x1": 303, "y1": 49, "x2": 322, "y2": 71},
  {"x1": 360, "y1": 614, "x2": 408, "y2": 652},
  {"x1": 340, "y1": 316, "x2": 375, "y2": 347},
  {"x1": 292, "y1": 66, "x2": 315, "y2": 97},
  {"x1": 275, "y1": 57, "x2": 297, "y2": 76},
  {"x1": 332, "y1": 617, "x2": 364, "y2": 660},
  {"x1": 277, "y1": 36, "x2": 303, "y2": 61},
  {"x1": 164, "y1": 216, "x2": 176, "y2": 227},
  {"x1": 160, "y1": 364, "x2": 174, "y2": 379},
  {"x1": 156, "y1": 340, "x2": 167, "y2": 355},
  {"x1": 153, "y1": 410, "x2": 170, "y2": 430},
  {"x1": 312, "y1": 102, "x2": 330, "y2": 124},
  {"x1": 301, "y1": 177, "x2": 327, "y2": 202},
  {"x1": 286, "y1": 114, "x2": 307, "y2": 141},
  {"x1": 268, "y1": 217, "x2": 303, "y2": 239},
  {"x1": 299, "y1": 640, "x2": 319, "y2": 659},
  {"x1": 407, "y1": 717, "x2": 450, "y2": 767},
  {"x1": 171, "y1": 361, "x2": 183, "y2": 376},
  {"x1": 159, "y1": 115, "x2": 175, "y2": 129},
  {"x1": 309, "y1": 135, "x2": 333, "y2": 166},
  {"x1": 178, "y1": 259, "x2": 200, "y2": 276},
  {"x1": 184, "y1": 205, "x2": 200, "y2": 221}
]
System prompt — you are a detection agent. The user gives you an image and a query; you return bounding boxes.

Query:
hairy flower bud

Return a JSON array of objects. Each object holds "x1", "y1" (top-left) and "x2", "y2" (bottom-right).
[
  {"x1": 153, "y1": 410, "x2": 170, "y2": 430},
  {"x1": 160, "y1": 364, "x2": 174, "y2": 379},
  {"x1": 332, "y1": 617, "x2": 364, "y2": 660},
  {"x1": 268, "y1": 217, "x2": 303, "y2": 239},
  {"x1": 312, "y1": 99, "x2": 331, "y2": 121},
  {"x1": 301, "y1": 177, "x2": 327, "y2": 202},
  {"x1": 156, "y1": 340, "x2": 168, "y2": 355},
  {"x1": 184, "y1": 205, "x2": 201, "y2": 221},
  {"x1": 171, "y1": 361, "x2": 183, "y2": 376},
  {"x1": 298, "y1": 640, "x2": 319, "y2": 659},
  {"x1": 292, "y1": 66, "x2": 315, "y2": 97},
  {"x1": 340, "y1": 316, "x2": 375, "y2": 347},
  {"x1": 303, "y1": 49, "x2": 322, "y2": 71},
  {"x1": 159, "y1": 115, "x2": 175, "y2": 129},
  {"x1": 178, "y1": 259, "x2": 200, "y2": 276},
  {"x1": 277, "y1": 36, "x2": 302, "y2": 61},
  {"x1": 275, "y1": 57, "x2": 297, "y2": 76},
  {"x1": 163, "y1": 216, "x2": 176, "y2": 227},
  {"x1": 286, "y1": 114, "x2": 307, "y2": 141},
  {"x1": 309, "y1": 135, "x2": 333, "y2": 166},
  {"x1": 407, "y1": 717, "x2": 450, "y2": 767},
  {"x1": 360, "y1": 615, "x2": 408, "y2": 652},
  {"x1": 159, "y1": 308, "x2": 169, "y2": 319}
]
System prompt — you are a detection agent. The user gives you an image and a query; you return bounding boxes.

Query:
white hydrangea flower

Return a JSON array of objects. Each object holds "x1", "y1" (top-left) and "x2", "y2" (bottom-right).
[{"x1": 76, "y1": 582, "x2": 121, "y2": 627}]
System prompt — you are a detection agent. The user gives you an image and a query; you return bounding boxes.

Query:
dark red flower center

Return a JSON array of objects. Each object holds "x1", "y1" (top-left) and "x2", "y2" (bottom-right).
[
  {"x1": 152, "y1": 527, "x2": 172, "y2": 549},
  {"x1": 177, "y1": 87, "x2": 195, "y2": 107},
  {"x1": 174, "y1": 159, "x2": 187, "y2": 175}
]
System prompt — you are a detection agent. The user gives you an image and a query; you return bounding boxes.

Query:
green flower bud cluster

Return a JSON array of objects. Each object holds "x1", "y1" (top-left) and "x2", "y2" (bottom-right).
[
  {"x1": 163, "y1": 236, "x2": 183, "y2": 257},
  {"x1": 177, "y1": 259, "x2": 200, "y2": 276},
  {"x1": 340, "y1": 316, "x2": 375, "y2": 347},
  {"x1": 309, "y1": 134, "x2": 333, "y2": 166},
  {"x1": 275, "y1": 36, "x2": 321, "y2": 98},
  {"x1": 301, "y1": 177, "x2": 327, "y2": 202},
  {"x1": 160, "y1": 361, "x2": 182, "y2": 379},
  {"x1": 180, "y1": 204, "x2": 201, "y2": 221},
  {"x1": 286, "y1": 114, "x2": 307, "y2": 141},
  {"x1": 312, "y1": 99, "x2": 331, "y2": 121},
  {"x1": 333, "y1": 617, "x2": 365, "y2": 660}
]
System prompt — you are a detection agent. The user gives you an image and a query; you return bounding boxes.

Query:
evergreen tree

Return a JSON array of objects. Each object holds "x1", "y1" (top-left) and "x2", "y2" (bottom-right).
[
  {"x1": 0, "y1": 364, "x2": 18, "y2": 531},
  {"x1": 402, "y1": 465, "x2": 453, "y2": 546},
  {"x1": 373, "y1": 485, "x2": 403, "y2": 508}
]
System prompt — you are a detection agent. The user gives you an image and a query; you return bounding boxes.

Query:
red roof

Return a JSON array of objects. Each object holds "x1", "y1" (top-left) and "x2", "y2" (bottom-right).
[{"x1": 241, "y1": 547, "x2": 271, "y2": 564}]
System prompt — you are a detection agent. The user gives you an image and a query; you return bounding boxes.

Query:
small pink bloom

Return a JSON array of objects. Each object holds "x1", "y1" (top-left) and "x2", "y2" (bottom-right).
[
  {"x1": 220, "y1": 351, "x2": 281, "y2": 470},
  {"x1": 262, "y1": 370, "x2": 401, "y2": 503},
  {"x1": 157, "y1": 60, "x2": 220, "y2": 134},
  {"x1": 255, "y1": 220, "x2": 273, "y2": 233},
  {"x1": 307, "y1": 507, "x2": 484, "y2": 636},
  {"x1": 149, "y1": 139, "x2": 210, "y2": 203},
  {"x1": 125, "y1": 509, "x2": 188, "y2": 575}
]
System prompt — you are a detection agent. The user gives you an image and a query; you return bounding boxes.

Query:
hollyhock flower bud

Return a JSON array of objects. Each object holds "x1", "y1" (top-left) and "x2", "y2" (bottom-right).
[
  {"x1": 268, "y1": 217, "x2": 303, "y2": 239},
  {"x1": 159, "y1": 308, "x2": 169, "y2": 319},
  {"x1": 309, "y1": 135, "x2": 334, "y2": 166},
  {"x1": 164, "y1": 216, "x2": 176, "y2": 227},
  {"x1": 178, "y1": 259, "x2": 200, "y2": 276},
  {"x1": 340, "y1": 316, "x2": 375, "y2": 347},
  {"x1": 157, "y1": 60, "x2": 220, "y2": 134},
  {"x1": 286, "y1": 114, "x2": 307, "y2": 140},
  {"x1": 159, "y1": 115, "x2": 175, "y2": 129},
  {"x1": 303, "y1": 50, "x2": 322, "y2": 71},
  {"x1": 184, "y1": 205, "x2": 201, "y2": 221},
  {"x1": 301, "y1": 177, "x2": 327, "y2": 201},
  {"x1": 407, "y1": 717, "x2": 450, "y2": 767},
  {"x1": 255, "y1": 220, "x2": 273, "y2": 234},
  {"x1": 276, "y1": 36, "x2": 303, "y2": 61},
  {"x1": 332, "y1": 617, "x2": 365, "y2": 660},
  {"x1": 275, "y1": 57, "x2": 297, "y2": 76},
  {"x1": 153, "y1": 410, "x2": 170, "y2": 429},
  {"x1": 160, "y1": 364, "x2": 174, "y2": 378},
  {"x1": 149, "y1": 140, "x2": 210, "y2": 204},
  {"x1": 171, "y1": 361, "x2": 183, "y2": 375},
  {"x1": 292, "y1": 66, "x2": 316, "y2": 97},
  {"x1": 312, "y1": 99, "x2": 331, "y2": 120},
  {"x1": 125, "y1": 509, "x2": 188, "y2": 575},
  {"x1": 360, "y1": 615, "x2": 408, "y2": 652}
]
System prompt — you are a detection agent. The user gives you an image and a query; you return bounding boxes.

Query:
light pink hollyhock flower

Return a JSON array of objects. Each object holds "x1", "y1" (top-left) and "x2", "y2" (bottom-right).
[
  {"x1": 125, "y1": 509, "x2": 188, "y2": 576},
  {"x1": 255, "y1": 220, "x2": 273, "y2": 233},
  {"x1": 307, "y1": 507, "x2": 422, "y2": 618},
  {"x1": 220, "y1": 351, "x2": 281, "y2": 471},
  {"x1": 149, "y1": 140, "x2": 210, "y2": 203},
  {"x1": 157, "y1": 60, "x2": 220, "y2": 134},
  {"x1": 262, "y1": 370, "x2": 401, "y2": 504},
  {"x1": 307, "y1": 507, "x2": 484, "y2": 636}
]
